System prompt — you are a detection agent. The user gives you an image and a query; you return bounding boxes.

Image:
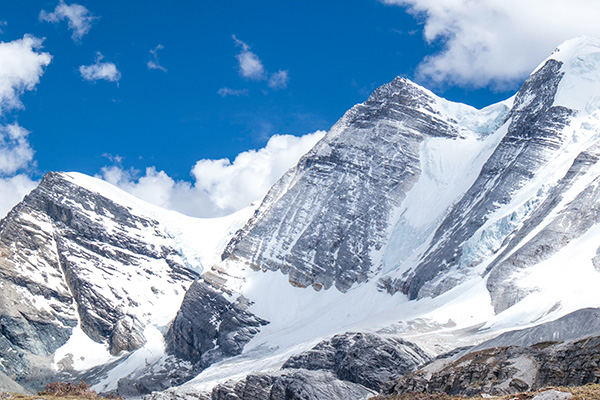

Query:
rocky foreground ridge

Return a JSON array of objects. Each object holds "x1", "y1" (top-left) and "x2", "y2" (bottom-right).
[{"x1": 383, "y1": 335, "x2": 600, "y2": 397}]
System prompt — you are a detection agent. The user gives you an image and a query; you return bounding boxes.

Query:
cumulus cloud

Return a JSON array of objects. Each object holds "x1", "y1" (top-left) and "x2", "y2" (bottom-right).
[
  {"x1": 0, "y1": 35, "x2": 52, "y2": 114},
  {"x1": 218, "y1": 87, "x2": 249, "y2": 97},
  {"x1": 382, "y1": 0, "x2": 600, "y2": 89},
  {"x1": 230, "y1": 36, "x2": 290, "y2": 91},
  {"x1": 191, "y1": 131, "x2": 325, "y2": 212},
  {"x1": 39, "y1": 0, "x2": 96, "y2": 42},
  {"x1": 98, "y1": 130, "x2": 326, "y2": 217},
  {"x1": 268, "y1": 70, "x2": 289, "y2": 89},
  {"x1": 0, "y1": 35, "x2": 50, "y2": 218},
  {"x1": 0, "y1": 123, "x2": 40, "y2": 218},
  {"x1": 79, "y1": 52, "x2": 121, "y2": 83},
  {"x1": 147, "y1": 44, "x2": 167, "y2": 72},
  {"x1": 0, "y1": 124, "x2": 34, "y2": 175},
  {"x1": 0, "y1": 174, "x2": 38, "y2": 219},
  {"x1": 233, "y1": 35, "x2": 266, "y2": 80}
]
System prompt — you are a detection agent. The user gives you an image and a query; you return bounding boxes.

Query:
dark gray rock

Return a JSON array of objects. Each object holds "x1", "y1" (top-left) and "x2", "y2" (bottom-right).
[
  {"x1": 165, "y1": 278, "x2": 268, "y2": 367},
  {"x1": 222, "y1": 78, "x2": 470, "y2": 292},
  {"x1": 143, "y1": 390, "x2": 211, "y2": 400},
  {"x1": 383, "y1": 335, "x2": 600, "y2": 397},
  {"x1": 211, "y1": 369, "x2": 375, "y2": 400},
  {"x1": 282, "y1": 332, "x2": 430, "y2": 390},
  {"x1": 109, "y1": 314, "x2": 147, "y2": 355},
  {"x1": 0, "y1": 369, "x2": 30, "y2": 394}
]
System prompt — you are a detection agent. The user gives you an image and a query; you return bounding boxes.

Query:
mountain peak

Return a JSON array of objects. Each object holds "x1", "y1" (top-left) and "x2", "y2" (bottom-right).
[{"x1": 540, "y1": 36, "x2": 600, "y2": 113}]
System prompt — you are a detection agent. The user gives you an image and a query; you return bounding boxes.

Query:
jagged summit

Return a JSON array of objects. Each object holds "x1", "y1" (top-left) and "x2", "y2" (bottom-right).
[{"x1": 222, "y1": 73, "x2": 509, "y2": 293}]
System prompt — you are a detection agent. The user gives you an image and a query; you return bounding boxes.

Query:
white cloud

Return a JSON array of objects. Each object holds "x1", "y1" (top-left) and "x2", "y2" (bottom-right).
[
  {"x1": 382, "y1": 0, "x2": 600, "y2": 89},
  {"x1": 0, "y1": 174, "x2": 38, "y2": 219},
  {"x1": 98, "y1": 130, "x2": 326, "y2": 217},
  {"x1": 39, "y1": 0, "x2": 96, "y2": 42},
  {"x1": 0, "y1": 35, "x2": 52, "y2": 114},
  {"x1": 0, "y1": 123, "x2": 34, "y2": 175},
  {"x1": 147, "y1": 44, "x2": 167, "y2": 72},
  {"x1": 268, "y1": 70, "x2": 289, "y2": 89},
  {"x1": 230, "y1": 36, "x2": 290, "y2": 91},
  {"x1": 218, "y1": 87, "x2": 249, "y2": 97},
  {"x1": 0, "y1": 36, "x2": 50, "y2": 218},
  {"x1": 233, "y1": 35, "x2": 266, "y2": 80},
  {"x1": 79, "y1": 52, "x2": 121, "y2": 83}
]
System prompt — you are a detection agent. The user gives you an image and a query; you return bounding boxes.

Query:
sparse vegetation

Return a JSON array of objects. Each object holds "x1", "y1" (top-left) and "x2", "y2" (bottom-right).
[
  {"x1": 0, "y1": 381, "x2": 123, "y2": 400},
  {"x1": 39, "y1": 381, "x2": 98, "y2": 398},
  {"x1": 371, "y1": 384, "x2": 600, "y2": 400}
]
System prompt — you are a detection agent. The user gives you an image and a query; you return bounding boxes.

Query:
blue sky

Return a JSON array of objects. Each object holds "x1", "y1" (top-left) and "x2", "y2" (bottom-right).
[
  {"x1": 4, "y1": 0, "x2": 425, "y2": 179},
  {"x1": 1, "y1": 0, "x2": 600, "y2": 218}
]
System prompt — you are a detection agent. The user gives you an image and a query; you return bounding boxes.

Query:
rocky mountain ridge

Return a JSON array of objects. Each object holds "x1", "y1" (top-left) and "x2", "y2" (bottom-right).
[
  {"x1": 383, "y1": 335, "x2": 600, "y2": 397},
  {"x1": 2, "y1": 37, "x2": 600, "y2": 399}
]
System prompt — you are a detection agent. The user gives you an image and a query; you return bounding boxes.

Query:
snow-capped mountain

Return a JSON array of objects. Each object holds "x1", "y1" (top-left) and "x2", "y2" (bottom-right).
[
  {"x1": 222, "y1": 36, "x2": 600, "y2": 324},
  {"x1": 2, "y1": 36, "x2": 600, "y2": 398},
  {"x1": 0, "y1": 171, "x2": 254, "y2": 391}
]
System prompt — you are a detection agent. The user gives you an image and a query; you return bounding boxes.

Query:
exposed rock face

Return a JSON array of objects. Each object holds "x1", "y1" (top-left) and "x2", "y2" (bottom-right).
[
  {"x1": 143, "y1": 370, "x2": 375, "y2": 400},
  {"x1": 484, "y1": 142, "x2": 600, "y2": 312},
  {"x1": 400, "y1": 59, "x2": 575, "y2": 302},
  {"x1": 282, "y1": 332, "x2": 430, "y2": 390},
  {"x1": 0, "y1": 370, "x2": 30, "y2": 394},
  {"x1": 221, "y1": 40, "x2": 599, "y2": 319},
  {"x1": 0, "y1": 172, "x2": 198, "y2": 386},
  {"x1": 146, "y1": 332, "x2": 429, "y2": 400},
  {"x1": 383, "y1": 336, "x2": 600, "y2": 397},
  {"x1": 222, "y1": 78, "x2": 472, "y2": 292},
  {"x1": 211, "y1": 369, "x2": 375, "y2": 400},
  {"x1": 165, "y1": 278, "x2": 268, "y2": 366}
]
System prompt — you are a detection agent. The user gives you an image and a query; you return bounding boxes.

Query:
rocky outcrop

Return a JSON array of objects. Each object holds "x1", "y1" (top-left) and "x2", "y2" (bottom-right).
[
  {"x1": 282, "y1": 332, "x2": 430, "y2": 390},
  {"x1": 165, "y1": 279, "x2": 268, "y2": 367},
  {"x1": 212, "y1": 369, "x2": 375, "y2": 400},
  {"x1": 0, "y1": 370, "x2": 30, "y2": 394},
  {"x1": 146, "y1": 332, "x2": 428, "y2": 400},
  {"x1": 383, "y1": 336, "x2": 600, "y2": 397},
  {"x1": 144, "y1": 369, "x2": 374, "y2": 400}
]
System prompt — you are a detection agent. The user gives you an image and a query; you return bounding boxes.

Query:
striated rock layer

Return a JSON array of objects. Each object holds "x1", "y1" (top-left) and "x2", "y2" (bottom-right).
[
  {"x1": 0, "y1": 172, "x2": 199, "y2": 387},
  {"x1": 222, "y1": 77, "x2": 499, "y2": 292}
]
